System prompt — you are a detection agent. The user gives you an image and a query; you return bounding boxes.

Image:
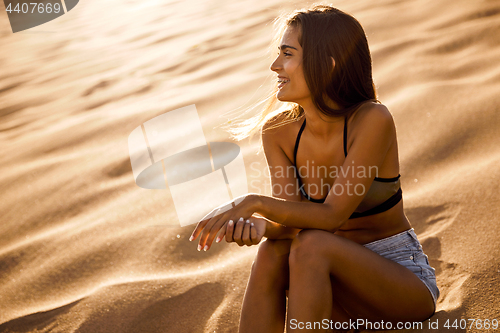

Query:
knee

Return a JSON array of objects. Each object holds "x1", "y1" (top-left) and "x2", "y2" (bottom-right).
[
  {"x1": 251, "y1": 238, "x2": 292, "y2": 277},
  {"x1": 289, "y1": 229, "x2": 334, "y2": 268}
]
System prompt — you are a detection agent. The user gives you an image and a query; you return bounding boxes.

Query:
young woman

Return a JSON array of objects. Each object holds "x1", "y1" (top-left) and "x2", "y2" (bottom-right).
[{"x1": 190, "y1": 5, "x2": 439, "y2": 332}]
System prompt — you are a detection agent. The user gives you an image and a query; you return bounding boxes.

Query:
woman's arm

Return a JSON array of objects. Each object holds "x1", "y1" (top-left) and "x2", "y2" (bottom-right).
[
  {"x1": 253, "y1": 214, "x2": 300, "y2": 239},
  {"x1": 191, "y1": 105, "x2": 396, "y2": 249},
  {"x1": 192, "y1": 115, "x2": 302, "y2": 249},
  {"x1": 253, "y1": 105, "x2": 396, "y2": 232},
  {"x1": 259, "y1": 114, "x2": 303, "y2": 239}
]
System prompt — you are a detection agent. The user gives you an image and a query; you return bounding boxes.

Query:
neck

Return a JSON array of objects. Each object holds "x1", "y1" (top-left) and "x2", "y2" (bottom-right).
[{"x1": 299, "y1": 99, "x2": 344, "y2": 141}]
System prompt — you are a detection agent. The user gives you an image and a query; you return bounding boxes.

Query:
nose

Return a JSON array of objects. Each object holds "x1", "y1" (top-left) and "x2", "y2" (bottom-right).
[{"x1": 270, "y1": 54, "x2": 282, "y2": 73}]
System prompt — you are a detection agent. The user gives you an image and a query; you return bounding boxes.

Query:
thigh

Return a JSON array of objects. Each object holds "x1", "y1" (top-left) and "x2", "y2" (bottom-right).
[{"x1": 292, "y1": 230, "x2": 435, "y2": 322}]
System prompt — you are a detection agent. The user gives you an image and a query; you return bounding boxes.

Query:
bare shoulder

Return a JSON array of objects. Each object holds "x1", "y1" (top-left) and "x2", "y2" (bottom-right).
[
  {"x1": 351, "y1": 102, "x2": 396, "y2": 135},
  {"x1": 262, "y1": 112, "x2": 301, "y2": 145},
  {"x1": 354, "y1": 102, "x2": 393, "y2": 123},
  {"x1": 261, "y1": 111, "x2": 303, "y2": 163}
]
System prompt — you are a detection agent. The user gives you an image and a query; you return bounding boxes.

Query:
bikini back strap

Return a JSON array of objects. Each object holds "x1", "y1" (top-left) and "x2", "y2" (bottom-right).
[{"x1": 349, "y1": 188, "x2": 403, "y2": 219}]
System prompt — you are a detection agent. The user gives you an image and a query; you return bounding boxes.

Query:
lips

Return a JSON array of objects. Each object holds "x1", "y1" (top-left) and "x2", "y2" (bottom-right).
[{"x1": 277, "y1": 76, "x2": 289, "y2": 88}]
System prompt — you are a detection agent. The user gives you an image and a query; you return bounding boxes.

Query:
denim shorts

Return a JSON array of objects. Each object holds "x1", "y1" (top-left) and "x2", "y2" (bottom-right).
[{"x1": 363, "y1": 228, "x2": 440, "y2": 313}]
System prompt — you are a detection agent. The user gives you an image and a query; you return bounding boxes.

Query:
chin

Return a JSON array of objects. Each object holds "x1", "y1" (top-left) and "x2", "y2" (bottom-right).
[{"x1": 276, "y1": 93, "x2": 290, "y2": 102}]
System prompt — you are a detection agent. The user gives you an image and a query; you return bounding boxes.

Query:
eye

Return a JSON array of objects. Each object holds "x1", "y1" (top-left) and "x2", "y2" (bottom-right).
[{"x1": 284, "y1": 52, "x2": 292, "y2": 57}]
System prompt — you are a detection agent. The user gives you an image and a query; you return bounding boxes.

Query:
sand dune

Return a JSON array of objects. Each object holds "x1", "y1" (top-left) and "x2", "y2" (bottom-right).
[{"x1": 1, "y1": 0, "x2": 499, "y2": 332}]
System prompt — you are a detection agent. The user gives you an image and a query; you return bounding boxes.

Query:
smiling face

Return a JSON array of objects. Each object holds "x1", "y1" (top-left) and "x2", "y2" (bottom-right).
[{"x1": 270, "y1": 25, "x2": 312, "y2": 106}]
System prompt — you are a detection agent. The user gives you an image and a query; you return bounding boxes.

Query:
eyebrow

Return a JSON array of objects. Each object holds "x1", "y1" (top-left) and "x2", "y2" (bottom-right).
[{"x1": 278, "y1": 45, "x2": 298, "y2": 51}]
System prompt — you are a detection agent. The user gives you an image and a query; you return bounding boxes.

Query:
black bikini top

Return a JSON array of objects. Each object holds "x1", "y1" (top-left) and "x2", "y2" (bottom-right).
[{"x1": 293, "y1": 116, "x2": 402, "y2": 219}]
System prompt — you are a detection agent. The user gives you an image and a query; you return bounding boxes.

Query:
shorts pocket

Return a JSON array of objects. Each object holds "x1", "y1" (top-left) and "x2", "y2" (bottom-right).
[
  {"x1": 377, "y1": 246, "x2": 422, "y2": 276},
  {"x1": 382, "y1": 247, "x2": 415, "y2": 262}
]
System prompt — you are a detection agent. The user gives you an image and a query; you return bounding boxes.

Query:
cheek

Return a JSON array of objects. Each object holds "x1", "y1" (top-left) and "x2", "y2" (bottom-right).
[
  {"x1": 291, "y1": 63, "x2": 305, "y2": 81},
  {"x1": 284, "y1": 60, "x2": 299, "y2": 75},
  {"x1": 294, "y1": 67, "x2": 309, "y2": 93}
]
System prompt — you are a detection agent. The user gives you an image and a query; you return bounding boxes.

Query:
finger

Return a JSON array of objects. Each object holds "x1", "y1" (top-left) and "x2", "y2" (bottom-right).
[
  {"x1": 199, "y1": 216, "x2": 226, "y2": 251},
  {"x1": 234, "y1": 217, "x2": 246, "y2": 246},
  {"x1": 216, "y1": 222, "x2": 227, "y2": 243},
  {"x1": 233, "y1": 217, "x2": 245, "y2": 246},
  {"x1": 189, "y1": 208, "x2": 220, "y2": 241},
  {"x1": 189, "y1": 219, "x2": 210, "y2": 242},
  {"x1": 197, "y1": 215, "x2": 220, "y2": 250},
  {"x1": 250, "y1": 222, "x2": 259, "y2": 244},
  {"x1": 242, "y1": 219, "x2": 252, "y2": 246},
  {"x1": 204, "y1": 218, "x2": 227, "y2": 250},
  {"x1": 225, "y1": 219, "x2": 235, "y2": 243}
]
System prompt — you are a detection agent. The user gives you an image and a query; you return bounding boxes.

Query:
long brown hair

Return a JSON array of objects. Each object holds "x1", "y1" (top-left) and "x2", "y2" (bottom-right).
[{"x1": 226, "y1": 4, "x2": 378, "y2": 153}]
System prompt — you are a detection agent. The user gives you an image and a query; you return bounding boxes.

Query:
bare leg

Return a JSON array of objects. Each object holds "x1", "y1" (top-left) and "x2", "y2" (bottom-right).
[
  {"x1": 287, "y1": 280, "x2": 356, "y2": 333},
  {"x1": 238, "y1": 239, "x2": 293, "y2": 333},
  {"x1": 287, "y1": 230, "x2": 435, "y2": 332},
  {"x1": 327, "y1": 283, "x2": 358, "y2": 333}
]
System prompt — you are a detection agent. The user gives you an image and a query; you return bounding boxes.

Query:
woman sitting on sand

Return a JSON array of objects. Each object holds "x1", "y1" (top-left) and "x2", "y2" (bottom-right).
[{"x1": 190, "y1": 5, "x2": 439, "y2": 332}]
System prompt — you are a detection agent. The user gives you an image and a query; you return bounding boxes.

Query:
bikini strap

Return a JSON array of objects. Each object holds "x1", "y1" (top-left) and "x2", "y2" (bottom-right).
[
  {"x1": 294, "y1": 117, "x2": 307, "y2": 165},
  {"x1": 298, "y1": 116, "x2": 348, "y2": 159},
  {"x1": 350, "y1": 188, "x2": 402, "y2": 219},
  {"x1": 293, "y1": 117, "x2": 325, "y2": 203}
]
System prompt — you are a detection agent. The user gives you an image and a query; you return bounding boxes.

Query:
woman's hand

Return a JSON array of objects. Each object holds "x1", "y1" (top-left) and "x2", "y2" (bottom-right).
[
  {"x1": 189, "y1": 193, "x2": 261, "y2": 251},
  {"x1": 218, "y1": 216, "x2": 266, "y2": 247}
]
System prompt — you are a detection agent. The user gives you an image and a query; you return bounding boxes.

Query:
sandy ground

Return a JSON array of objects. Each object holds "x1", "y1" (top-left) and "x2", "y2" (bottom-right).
[{"x1": 1, "y1": 0, "x2": 500, "y2": 332}]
